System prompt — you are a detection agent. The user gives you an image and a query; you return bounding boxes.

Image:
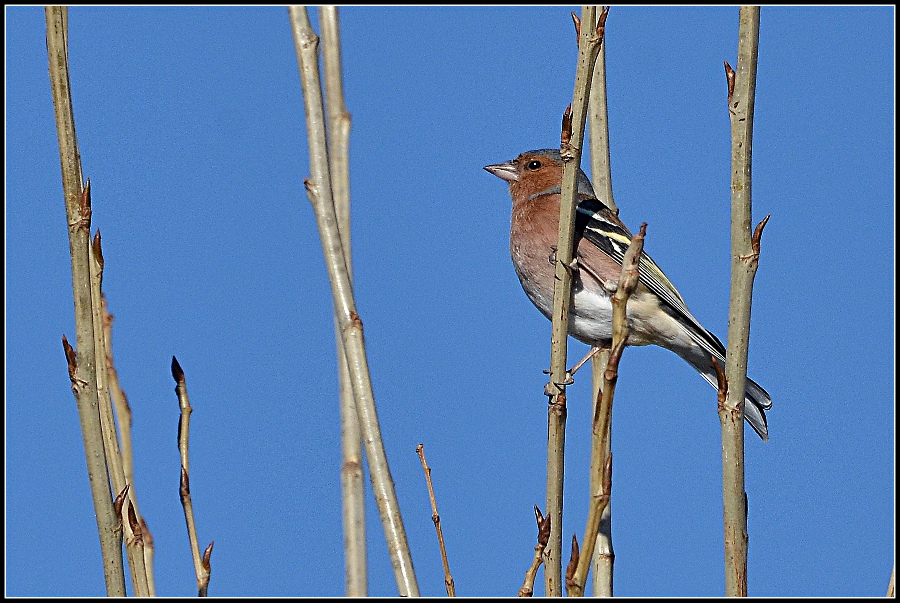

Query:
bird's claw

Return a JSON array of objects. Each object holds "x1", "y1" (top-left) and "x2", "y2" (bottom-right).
[
  {"x1": 548, "y1": 247, "x2": 579, "y2": 274},
  {"x1": 543, "y1": 374, "x2": 575, "y2": 397}
]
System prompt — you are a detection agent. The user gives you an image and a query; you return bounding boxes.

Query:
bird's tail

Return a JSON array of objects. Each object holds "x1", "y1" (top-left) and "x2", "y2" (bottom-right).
[
  {"x1": 678, "y1": 346, "x2": 772, "y2": 441},
  {"x1": 738, "y1": 376, "x2": 772, "y2": 442}
]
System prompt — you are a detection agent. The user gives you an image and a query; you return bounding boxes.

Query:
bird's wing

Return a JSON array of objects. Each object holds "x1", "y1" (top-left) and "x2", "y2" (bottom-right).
[{"x1": 575, "y1": 199, "x2": 726, "y2": 358}]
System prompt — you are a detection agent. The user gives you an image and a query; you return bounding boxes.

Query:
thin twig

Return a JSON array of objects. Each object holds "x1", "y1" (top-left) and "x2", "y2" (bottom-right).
[
  {"x1": 416, "y1": 444, "x2": 456, "y2": 596},
  {"x1": 89, "y1": 231, "x2": 150, "y2": 597},
  {"x1": 173, "y1": 357, "x2": 212, "y2": 596},
  {"x1": 102, "y1": 296, "x2": 157, "y2": 595},
  {"x1": 519, "y1": 506, "x2": 551, "y2": 597}
]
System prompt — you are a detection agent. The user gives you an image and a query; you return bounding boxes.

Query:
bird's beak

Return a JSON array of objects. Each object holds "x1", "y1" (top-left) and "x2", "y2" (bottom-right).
[{"x1": 483, "y1": 161, "x2": 518, "y2": 183}]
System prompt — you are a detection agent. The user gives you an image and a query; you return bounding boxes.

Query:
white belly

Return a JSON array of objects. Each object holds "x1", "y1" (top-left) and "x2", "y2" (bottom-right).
[{"x1": 569, "y1": 287, "x2": 614, "y2": 344}]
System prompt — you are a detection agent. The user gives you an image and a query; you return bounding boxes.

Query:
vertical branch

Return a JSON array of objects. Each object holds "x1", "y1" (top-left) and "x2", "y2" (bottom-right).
[
  {"x1": 288, "y1": 7, "x2": 419, "y2": 596},
  {"x1": 722, "y1": 5, "x2": 763, "y2": 597},
  {"x1": 586, "y1": 7, "x2": 615, "y2": 596},
  {"x1": 545, "y1": 6, "x2": 603, "y2": 595},
  {"x1": 587, "y1": 8, "x2": 616, "y2": 214},
  {"x1": 102, "y1": 297, "x2": 157, "y2": 595},
  {"x1": 173, "y1": 356, "x2": 197, "y2": 562},
  {"x1": 173, "y1": 357, "x2": 213, "y2": 596},
  {"x1": 569, "y1": 223, "x2": 644, "y2": 597},
  {"x1": 318, "y1": 6, "x2": 367, "y2": 596},
  {"x1": 588, "y1": 357, "x2": 613, "y2": 597},
  {"x1": 89, "y1": 232, "x2": 150, "y2": 597},
  {"x1": 46, "y1": 7, "x2": 126, "y2": 596}
]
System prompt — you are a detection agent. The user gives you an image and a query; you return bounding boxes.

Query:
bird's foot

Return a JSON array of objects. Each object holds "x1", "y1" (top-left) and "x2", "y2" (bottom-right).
[{"x1": 541, "y1": 346, "x2": 604, "y2": 394}]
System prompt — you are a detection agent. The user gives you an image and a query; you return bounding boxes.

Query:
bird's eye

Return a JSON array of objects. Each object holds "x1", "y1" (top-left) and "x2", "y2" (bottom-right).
[{"x1": 525, "y1": 160, "x2": 543, "y2": 170}]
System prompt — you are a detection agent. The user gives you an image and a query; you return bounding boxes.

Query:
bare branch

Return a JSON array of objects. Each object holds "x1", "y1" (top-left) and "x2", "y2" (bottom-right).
[
  {"x1": 545, "y1": 6, "x2": 604, "y2": 594},
  {"x1": 46, "y1": 6, "x2": 125, "y2": 594},
  {"x1": 288, "y1": 7, "x2": 419, "y2": 595},
  {"x1": 173, "y1": 357, "x2": 212, "y2": 596},
  {"x1": 570, "y1": 223, "x2": 644, "y2": 596},
  {"x1": 721, "y1": 6, "x2": 762, "y2": 596},
  {"x1": 417, "y1": 444, "x2": 456, "y2": 596}
]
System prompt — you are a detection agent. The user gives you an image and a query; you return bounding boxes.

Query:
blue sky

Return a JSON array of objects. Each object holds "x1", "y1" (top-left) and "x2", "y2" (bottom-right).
[{"x1": 6, "y1": 5, "x2": 894, "y2": 597}]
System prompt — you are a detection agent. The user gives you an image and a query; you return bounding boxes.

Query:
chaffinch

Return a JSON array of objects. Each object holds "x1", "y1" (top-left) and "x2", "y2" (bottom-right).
[{"x1": 485, "y1": 149, "x2": 771, "y2": 441}]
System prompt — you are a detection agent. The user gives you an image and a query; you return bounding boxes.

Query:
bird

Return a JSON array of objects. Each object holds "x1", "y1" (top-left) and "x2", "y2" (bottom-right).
[{"x1": 484, "y1": 149, "x2": 771, "y2": 441}]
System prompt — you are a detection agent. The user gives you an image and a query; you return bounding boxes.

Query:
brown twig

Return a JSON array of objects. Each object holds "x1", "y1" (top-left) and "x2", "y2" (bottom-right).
[{"x1": 416, "y1": 444, "x2": 455, "y2": 596}]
